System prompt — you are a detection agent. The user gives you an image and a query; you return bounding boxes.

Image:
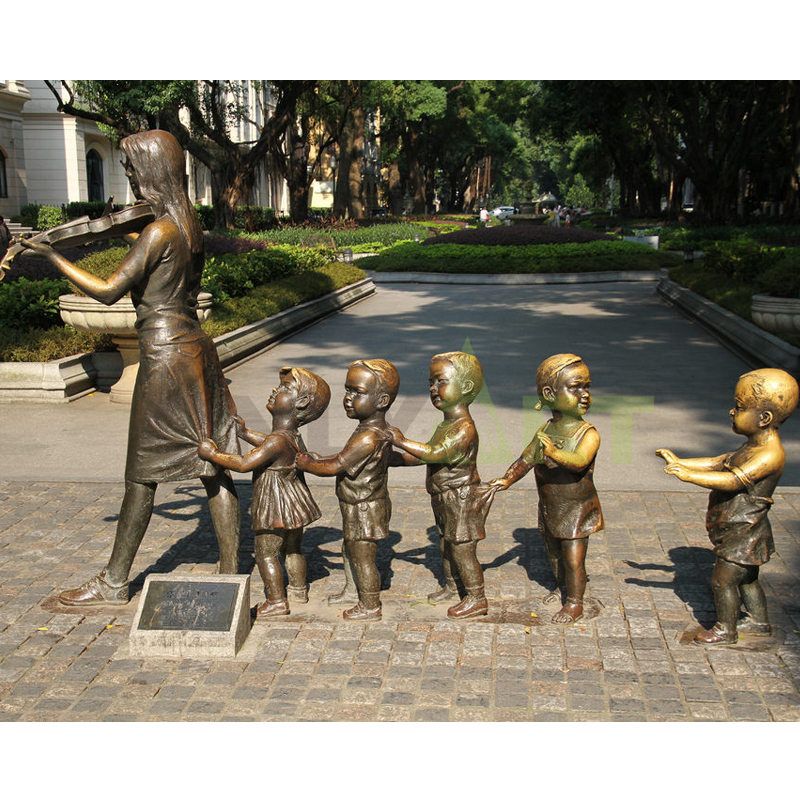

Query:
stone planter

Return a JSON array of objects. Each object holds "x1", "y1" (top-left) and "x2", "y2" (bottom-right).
[
  {"x1": 59, "y1": 292, "x2": 213, "y2": 404},
  {"x1": 751, "y1": 294, "x2": 800, "y2": 336}
]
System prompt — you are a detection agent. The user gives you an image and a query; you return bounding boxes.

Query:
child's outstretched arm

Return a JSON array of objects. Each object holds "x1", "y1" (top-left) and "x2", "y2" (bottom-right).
[
  {"x1": 198, "y1": 434, "x2": 284, "y2": 474},
  {"x1": 656, "y1": 449, "x2": 728, "y2": 470},
  {"x1": 538, "y1": 428, "x2": 600, "y2": 472},
  {"x1": 664, "y1": 445, "x2": 784, "y2": 491},
  {"x1": 296, "y1": 429, "x2": 377, "y2": 477},
  {"x1": 389, "y1": 450, "x2": 423, "y2": 467},
  {"x1": 387, "y1": 424, "x2": 471, "y2": 464}
]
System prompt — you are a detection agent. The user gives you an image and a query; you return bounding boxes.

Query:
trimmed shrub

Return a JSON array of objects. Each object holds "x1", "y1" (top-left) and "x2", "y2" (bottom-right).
[
  {"x1": 36, "y1": 205, "x2": 67, "y2": 231},
  {"x1": 703, "y1": 241, "x2": 785, "y2": 283},
  {"x1": 241, "y1": 222, "x2": 429, "y2": 248},
  {"x1": 369, "y1": 240, "x2": 677, "y2": 273},
  {"x1": 0, "y1": 277, "x2": 70, "y2": 329},
  {"x1": 193, "y1": 205, "x2": 276, "y2": 232},
  {"x1": 754, "y1": 249, "x2": 800, "y2": 298}
]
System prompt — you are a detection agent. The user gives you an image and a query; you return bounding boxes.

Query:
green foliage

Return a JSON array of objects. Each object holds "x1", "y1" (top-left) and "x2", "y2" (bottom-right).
[
  {"x1": 201, "y1": 245, "x2": 330, "y2": 301},
  {"x1": 194, "y1": 205, "x2": 276, "y2": 232},
  {"x1": 238, "y1": 223, "x2": 429, "y2": 248},
  {"x1": 36, "y1": 205, "x2": 67, "y2": 230},
  {"x1": 703, "y1": 241, "x2": 785, "y2": 283},
  {"x1": 369, "y1": 240, "x2": 677, "y2": 273},
  {"x1": 657, "y1": 224, "x2": 800, "y2": 250},
  {"x1": 202, "y1": 263, "x2": 366, "y2": 338},
  {"x1": 754, "y1": 250, "x2": 800, "y2": 298},
  {"x1": 68, "y1": 247, "x2": 128, "y2": 295},
  {"x1": 562, "y1": 174, "x2": 598, "y2": 209},
  {"x1": 0, "y1": 326, "x2": 112, "y2": 363},
  {"x1": 0, "y1": 263, "x2": 366, "y2": 362},
  {"x1": 17, "y1": 204, "x2": 66, "y2": 230},
  {"x1": 668, "y1": 263, "x2": 755, "y2": 323},
  {"x1": 0, "y1": 277, "x2": 70, "y2": 329}
]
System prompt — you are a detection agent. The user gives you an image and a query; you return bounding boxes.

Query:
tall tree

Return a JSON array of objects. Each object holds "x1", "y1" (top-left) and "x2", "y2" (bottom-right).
[{"x1": 47, "y1": 79, "x2": 311, "y2": 228}]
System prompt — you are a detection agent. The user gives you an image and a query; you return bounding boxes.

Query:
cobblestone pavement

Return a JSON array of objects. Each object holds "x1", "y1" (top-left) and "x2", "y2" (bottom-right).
[{"x1": 0, "y1": 480, "x2": 799, "y2": 722}]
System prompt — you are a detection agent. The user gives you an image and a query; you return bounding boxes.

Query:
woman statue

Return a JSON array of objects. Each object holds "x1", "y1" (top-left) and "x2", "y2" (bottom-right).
[{"x1": 22, "y1": 130, "x2": 241, "y2": 605}]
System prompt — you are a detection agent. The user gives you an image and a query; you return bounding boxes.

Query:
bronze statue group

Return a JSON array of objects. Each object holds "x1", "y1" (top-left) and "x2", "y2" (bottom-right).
[{"x1": 20, "y1": 129, "x2": 799, "y2": 649}]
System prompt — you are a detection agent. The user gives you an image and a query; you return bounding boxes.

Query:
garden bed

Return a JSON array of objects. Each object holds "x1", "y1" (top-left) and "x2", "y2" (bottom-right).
[
  {"x1": 422, "y1": 224, "x2": 609, "y2": 246},
  {"x1": 368, "y1": 240, "x2": 678, "y2": 273}
]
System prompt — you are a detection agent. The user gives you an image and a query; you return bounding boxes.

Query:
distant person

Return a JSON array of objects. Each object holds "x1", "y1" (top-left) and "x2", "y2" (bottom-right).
[
  {"x1": 0, "y1": 216, "x2": 11, "y2": 262},
  {"x1": 479, "y1": 207, "x2": 490, "y2": 227}
]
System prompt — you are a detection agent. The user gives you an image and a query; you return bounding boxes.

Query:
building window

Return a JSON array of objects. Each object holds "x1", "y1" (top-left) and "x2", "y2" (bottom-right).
[
  {"x1": 86, "y1": 148, "x2": 104, "y2": 203},
  {"x1": 0, "y1": 151, "x2": 7, "y2": 198}
]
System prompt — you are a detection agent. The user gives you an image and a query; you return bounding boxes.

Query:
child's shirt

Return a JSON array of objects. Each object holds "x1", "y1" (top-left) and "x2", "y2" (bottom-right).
[
  {"x1": 425, "y1": 417, "x2": 480, "y2": 495},
  {"x1": 706, "y1": 444, "x2": 781, "y2": 565},
  {"x1": 335, "y1": 423, "x2": 392, "y2": 504}
]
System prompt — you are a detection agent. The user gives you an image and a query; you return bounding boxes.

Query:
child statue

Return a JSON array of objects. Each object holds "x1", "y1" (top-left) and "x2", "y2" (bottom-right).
[
  {"x1": 490, "y1": 354, "x2": 603, "y2": 624},
  {"x1": 296, "y1": 359, "x2": 414, "y2": 621},
  {"x1": 387, "y1": 351, "x2": 493, "y2": 619},
  {"x1": 657, "y1": 368, "x2": 799, "y2": 645},
  {"x1": 198, "y1": 367, "x2": 330, "y2": 617}
]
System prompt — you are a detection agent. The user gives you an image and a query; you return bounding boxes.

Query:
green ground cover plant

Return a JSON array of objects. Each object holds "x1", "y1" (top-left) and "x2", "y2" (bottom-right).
[
  {"x1": 368, "y1": 240, "x2": 677, "y2": 273},
  {"x1": 237, "y1": 222, "x2": 430, "y2": 248}
]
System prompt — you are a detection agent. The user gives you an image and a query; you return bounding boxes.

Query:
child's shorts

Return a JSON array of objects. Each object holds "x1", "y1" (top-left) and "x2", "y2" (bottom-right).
[{"x1": 340, "y1": 496, "x2": 391, "y2": 542}]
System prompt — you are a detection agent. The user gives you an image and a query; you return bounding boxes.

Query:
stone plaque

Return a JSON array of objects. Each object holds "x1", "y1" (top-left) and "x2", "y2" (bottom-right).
[
  {"x1": 137, "y1": 580, "x2": 238, "y2": 632},
  {"x1": 129, "y1": 574, "x2": 251, "y2": 658}
]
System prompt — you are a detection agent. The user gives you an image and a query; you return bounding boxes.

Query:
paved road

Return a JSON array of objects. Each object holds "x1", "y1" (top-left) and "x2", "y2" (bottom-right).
[
  {"x1": 3, "y1": 281, "x2": 798, "y2": 488},
  {"x1": 1, "y1": 280, "x2": 799, "y2": 722}
]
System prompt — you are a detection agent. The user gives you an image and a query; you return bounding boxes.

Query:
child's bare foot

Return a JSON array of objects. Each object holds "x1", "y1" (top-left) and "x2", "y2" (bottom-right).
[
  {"x1": 327, "y1": 586, "x2": 358, "y2": 605},
  {"x1": 428, "y1": 583, "x2": 458, "y2": 604},
  {"x1": 256, "y1": 598, "x2": 290, "y2": 618},
  {"x1": 542, "y1": 590, "x2": 561, "y2": 605},
  {"x1": 551, "y1": 600, "x2": 583, "y2": 624}
]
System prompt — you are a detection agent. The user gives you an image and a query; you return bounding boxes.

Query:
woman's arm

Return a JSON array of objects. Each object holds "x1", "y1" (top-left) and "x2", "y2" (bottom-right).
[{"x1": 21, "y1": 222, "x2": 167, "y2": 305}]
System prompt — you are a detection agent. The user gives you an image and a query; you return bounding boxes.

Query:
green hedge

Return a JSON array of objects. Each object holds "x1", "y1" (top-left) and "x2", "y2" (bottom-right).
[
  {"x1": 203, "y1": 245, "x2": 331, "y2": 300},
  {"x1": 202, "y1": 263, "x2": 365, "y2": 338},
  {"x1": 368, "y1": 240, "x2": 677, "y2": 273}
]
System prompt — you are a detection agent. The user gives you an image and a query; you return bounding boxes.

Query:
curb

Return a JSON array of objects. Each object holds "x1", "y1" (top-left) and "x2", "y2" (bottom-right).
[
  {"x1": 368, "y1": 269, "x2": 667, "y2": 285},
  {"x1": 656, "y1": 277, "x2": 800, "y2": 374},
  {"x1": 0, "y1": 279, "x2": 376, "y2": 403}
]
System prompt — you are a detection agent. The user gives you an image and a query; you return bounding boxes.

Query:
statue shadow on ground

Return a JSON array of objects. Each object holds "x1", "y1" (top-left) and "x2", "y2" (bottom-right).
[
  {"x1": 482, "y1": 527, "x2": 555, "y2": 592},
  {"x1": 386, "y1": 526, "x2": 448, "y2": 590},
  {"x1": 623, "y1": 546, "x2": 716, "y2": 626}
]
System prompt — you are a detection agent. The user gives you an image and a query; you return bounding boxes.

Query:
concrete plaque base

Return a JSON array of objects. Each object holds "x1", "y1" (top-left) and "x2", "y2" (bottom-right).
[{"x1": 129, "y1": 574, "x2": 252, "y2": 658}]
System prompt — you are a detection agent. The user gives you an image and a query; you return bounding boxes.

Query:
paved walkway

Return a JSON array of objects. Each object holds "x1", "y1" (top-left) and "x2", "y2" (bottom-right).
[{"x1": 1, "y1": 281, "x2": 799, "y2": 721}]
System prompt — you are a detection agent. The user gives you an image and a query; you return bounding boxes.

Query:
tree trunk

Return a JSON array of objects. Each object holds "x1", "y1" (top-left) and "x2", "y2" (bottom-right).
[
  {"x1": 404, "y1": 128, "x2": 426, "y2": 214},
  {"x1": 334, "y1": 103, "x2": 366, "y2": 219},
  {"x1": 388, "y1": 161, "x2": 403, "y2": 215},
  {"x1": 286, "y1": 122, "x2": 311, "y2": 224}
]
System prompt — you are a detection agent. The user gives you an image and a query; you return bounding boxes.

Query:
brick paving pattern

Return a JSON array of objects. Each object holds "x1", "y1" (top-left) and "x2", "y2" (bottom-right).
[{"x1": 1, "y1": 480, "x2": 799, "y2": 721}]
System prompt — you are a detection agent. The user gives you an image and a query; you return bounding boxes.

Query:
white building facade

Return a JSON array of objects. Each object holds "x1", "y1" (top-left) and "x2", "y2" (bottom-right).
[{"x1": 0, "y1": 80, "x2": 290, "y2": 219}]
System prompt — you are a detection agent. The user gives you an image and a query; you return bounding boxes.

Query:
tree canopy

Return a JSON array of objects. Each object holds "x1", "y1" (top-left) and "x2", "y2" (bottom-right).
[{"x1": 50, "y1": 79, "x2": 800, "y2": 224}]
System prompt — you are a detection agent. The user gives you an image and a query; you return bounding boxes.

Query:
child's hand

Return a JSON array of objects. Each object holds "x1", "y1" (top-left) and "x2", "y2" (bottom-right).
[
  {"x1": 295, "y1": 452, "x2": 311, "y2": 470},
  {"x1": 198, "y1": 439, "x2": 218, "y2": 460},
  {"x1": 536, "y1": 431, "x2": 556, "y2": 458},
  {"x1": 488, "y1": 477, "x2": 512, "y2": 491},
  {"x1": 386, "y1": 426, "x2": 405, "y2": 446},
  {"x1": 233, "y1": 415, "x2": 247, "y2": 436},
  {"x1": 664, "y1": 463, "x2": 692, "y2": 482},
  {"x1": 656, "y1": 448, "x2": 678, "y2": 464}
]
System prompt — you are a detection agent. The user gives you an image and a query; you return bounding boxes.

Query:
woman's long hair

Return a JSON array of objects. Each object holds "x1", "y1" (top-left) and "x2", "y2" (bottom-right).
[{"x1": 119, "y1": 130, "x2": 203, "y2": 255}]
